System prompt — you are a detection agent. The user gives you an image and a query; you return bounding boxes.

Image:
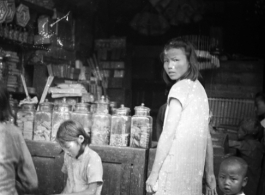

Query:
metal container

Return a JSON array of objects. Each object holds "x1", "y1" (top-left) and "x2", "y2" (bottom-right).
[
  {"x1": 17, "y1": 103, "x2": 36, "y2": 140},
  {"x1": 91, "y1": 96, "x2": 111, "y2": 145},
  {"x1": 51, "y1": 98, "x2": 71, "y2": 141},
  {"x1": 110, "y1": 104, "x2": 131, "y2": 147},
  {"x1": 130, "y1": 103, "x2": 153, "y2": 149},
  {"x1": 33, "y1": 99, "x2": 53, "y2": 141},
  {"x1": 70, "y1": 102, "x2": 92, "y2": 136}
]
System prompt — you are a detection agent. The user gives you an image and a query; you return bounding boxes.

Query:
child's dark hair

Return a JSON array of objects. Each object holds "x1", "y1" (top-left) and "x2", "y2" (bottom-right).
[
  {"x1": 160, "y1": 37, "x2": 199, "y2": 86},
  {"x1": 56, "y1": 120, "x2": 91, "y2": 147},
  {"x1": 0, "y1": 82, "x2": 13, "y2": 122},
  {"x1": 221, "y1": 156, "x2": 248, "y2": 178}
]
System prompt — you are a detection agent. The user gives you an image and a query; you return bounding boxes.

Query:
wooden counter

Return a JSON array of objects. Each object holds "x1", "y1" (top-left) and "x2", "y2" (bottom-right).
[{"x1": 25, "y1": 140, "x2": 148, "y2": 195}]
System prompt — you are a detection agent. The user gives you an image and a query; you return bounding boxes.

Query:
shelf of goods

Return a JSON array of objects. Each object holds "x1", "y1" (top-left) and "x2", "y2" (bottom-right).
[
  {"x1": 25, "y1": 140, "x2": 147, "y2": 195},
  {"x1": 95, "y1": 38, "x2": 130, "y2": 107}
]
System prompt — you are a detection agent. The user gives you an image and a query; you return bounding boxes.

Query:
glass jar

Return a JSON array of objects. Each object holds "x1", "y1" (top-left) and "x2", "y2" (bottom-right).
[
  {"x1": 51, "y1": 98, "x2": 71, "y2": 141},
  {"x1": 70, "y1": 102, "x2": 92, "y2": 136},
  {"x1": 33, "y1": 99, "x2": 53, "y2": 141},
  {"x1": 130, "y1": 103, "x2": 153, "y2": 149},
  {"x1": 91, "y1": 96, "x2": 111, "y2": 145},
  {"x1": 110, "y1": 104, "x2": 131, "y2": 147},
  {"x1": 17, "y1": 103, "x2": 36, "y2": 140}
]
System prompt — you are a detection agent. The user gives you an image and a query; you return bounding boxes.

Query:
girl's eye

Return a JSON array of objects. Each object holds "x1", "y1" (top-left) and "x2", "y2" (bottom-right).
[
  {"x1": 172, "y1": 59, "x2": 178, "y2": 62},
  {"x1": 164, "y1": 59, "x2": 169, "y2": 63}
]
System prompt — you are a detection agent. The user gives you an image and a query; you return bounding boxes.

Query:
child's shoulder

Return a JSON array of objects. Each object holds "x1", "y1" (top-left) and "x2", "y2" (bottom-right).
[{"x1": 86, "y1": 147, "x2": 102, "y2": 162}]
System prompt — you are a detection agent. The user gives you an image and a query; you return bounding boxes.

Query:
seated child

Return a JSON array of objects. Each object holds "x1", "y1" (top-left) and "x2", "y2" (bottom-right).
[
  {"x1": 229, "y1": 118, "x2": 263, "y2": 195},
  {"x1": 56, "y1": 120, "x2": 103, "y2": 195},
  {"x1": 218, "y1": 156, "x2": 248, "y2": 195}
]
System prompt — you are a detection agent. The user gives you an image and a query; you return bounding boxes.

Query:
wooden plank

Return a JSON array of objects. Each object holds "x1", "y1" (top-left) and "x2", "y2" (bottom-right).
[{"x1": 26, "y1": 140, "x2": 62, "y2": 157}]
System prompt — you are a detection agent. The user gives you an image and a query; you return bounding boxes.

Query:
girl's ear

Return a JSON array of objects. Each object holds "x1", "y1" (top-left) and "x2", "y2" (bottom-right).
[
  {"x1": 242, "y1": 177, "x2": 248, "y2": 187},
  {"x1": 78, "y1": 135, "x2": 85, "y2": 144}
]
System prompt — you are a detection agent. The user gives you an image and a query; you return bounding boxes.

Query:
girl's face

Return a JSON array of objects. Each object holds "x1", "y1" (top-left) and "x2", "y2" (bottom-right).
[
  {"x1": 163, "y1": 48, "x2": 189, "y2": 81},
  {"x1": 60, "y1": 135, "x2": 84, "y2": 158}
]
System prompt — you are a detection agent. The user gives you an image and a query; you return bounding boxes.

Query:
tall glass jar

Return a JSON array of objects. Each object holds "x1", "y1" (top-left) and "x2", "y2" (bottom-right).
[
  {"x1": 33, "y1": 99, "x2": 53, "y2": 141},
  {"x1": 17, "y1": 103, "x2": 36, "y2": 140},
  {"x1": 70, "y1": 102, "x2": 92, "y2": 136},
  {"x1": 110, "y1": 105, "x2": 131, "y2": 147},
  {"x1": 51, "y1": 98, "x2": 71, "y2": 141},
  {"x1": 91, "y1": 96, "x2": 111, "y2": 145},
  {"x1": 130, "y1": 103, "x2": 153, "y2": 149}
]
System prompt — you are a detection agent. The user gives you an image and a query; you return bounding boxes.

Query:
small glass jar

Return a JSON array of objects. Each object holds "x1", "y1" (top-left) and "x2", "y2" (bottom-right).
[
  {"x1": 17, "y1": 103, "x2": 36, "y2": 140},
  {"x1": 110, "y1": 105, "x2": 131, "y2": 147},
  {"x1": 70, "y1": 102, "x2": 92, "y2": 136},
  {"x1": 130, "y1": 103, "x2": 153, "y2": 149},
  {"x1": 91, "y1": 96, "x2": 111, "y2": 145},
  {"x1": 51, "y1": 98, "x2": 71, "y2": 141},
  {"x1": 33, "y1": 99, "x2": 53, "y2": 141}
]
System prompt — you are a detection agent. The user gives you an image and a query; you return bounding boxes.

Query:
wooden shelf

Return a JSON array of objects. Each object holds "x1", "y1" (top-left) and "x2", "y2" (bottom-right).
[
  {"x1": 0, "y1": 37, "x2": 50, "y2": 51},
  {"x1": 19, "y1": 0, "x2": 53, "y2": 16}
]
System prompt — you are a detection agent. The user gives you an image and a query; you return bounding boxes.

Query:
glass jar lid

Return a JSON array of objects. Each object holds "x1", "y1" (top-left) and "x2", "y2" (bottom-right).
[
  {"x1": 74, "y1": 102, "x2": 90, "y2": 113},
  {"x1": 134, "y1": 103, "x2": 150, "y2": 112},
  {"x1": 116, "y1": 104, "x2": 130, "y2": 115},
  {"x1": 39, "y1": 99, "x2": 53, "y2": 111},
  {"x1": 96, "y1": 96, "x2": 109, "y2": 105}
]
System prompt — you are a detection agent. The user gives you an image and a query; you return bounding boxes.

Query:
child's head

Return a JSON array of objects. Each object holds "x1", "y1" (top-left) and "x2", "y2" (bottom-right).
[
  {"x1": 238, "y1": 118, "x2": 259, "y2": 140},
  {"x1": 161, "y1": 38, "x2": 199, "y2": 85},
  {"x1": 254, "y1": 92, "x2": 265, "y2": 117},
  {"x1": 218, "y1": 156, "x2": 248, "y2": 195},
  {"x1": 56, "y1": 120, "x2": 91, "y2": 159}
]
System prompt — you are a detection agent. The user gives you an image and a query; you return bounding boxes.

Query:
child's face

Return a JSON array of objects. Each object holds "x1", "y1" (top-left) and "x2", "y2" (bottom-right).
[
  {"x1": 61, "y1": 141, "x2": 81, "y2": 158},
  {"x1": 163, "y1": 48, "x2": 189, "y2": 81},
  {"x1": 255, "y1": 98, "x2": 265, "y2": 116},
  {"x1": 218, "y1": 163, "x2": 247, "y2": 195},
  {"x1": 60, "y1": 135, "x2": 84, "y2": 158}
]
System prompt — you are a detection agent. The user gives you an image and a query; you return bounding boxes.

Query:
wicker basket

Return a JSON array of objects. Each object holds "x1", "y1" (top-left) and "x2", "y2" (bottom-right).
[{"x1": 0, "y1": 58, "x2": 9, "y2": 87}]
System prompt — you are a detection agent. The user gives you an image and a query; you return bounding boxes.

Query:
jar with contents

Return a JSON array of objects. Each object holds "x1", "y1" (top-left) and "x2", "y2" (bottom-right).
[
  {"x1": 13, "y1": 26, "x2": 19, "y2": 41},
  {"x1": 33, "y1": 99, "x2": 53, "y2": 141},
  {"x1": 70, "y1": 102, "x2": 92, "y2": 136},
  {"x1": 91, "y1": 96, "x2": 111, "y2": 145},
  {"x1": 8, "y1": 24, "x2": 14, "y2": 40},
  {"x1": 51, "y1": 98, "x2": 71, "y2": 141},
  {"x1": 23, "y1": 28, "x2": 28, "y2": 43},
  {"x1": 3, "y1": 24, "x2": 9, "y2": 39},
  {"x1": 130, "y1": 103, "x2": 153, "y2": 149},
  {"x1": 17, "y1": 103, "x2": 36, "y2": 140},
  {"x1": 110, "y1": 105, "x2": 131, "y2": 147}
]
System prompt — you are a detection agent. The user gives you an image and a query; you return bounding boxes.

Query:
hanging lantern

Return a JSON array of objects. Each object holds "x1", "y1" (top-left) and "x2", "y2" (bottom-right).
[
  {"x1": 0, "y1": 1, "x2": 8, "y2": 23},
  {"x1": 5, "y1": 0, "x2": 15, "y2": 23},
  {"x1": 16, "y1": 4, "x2": 30, "y2": 27}
]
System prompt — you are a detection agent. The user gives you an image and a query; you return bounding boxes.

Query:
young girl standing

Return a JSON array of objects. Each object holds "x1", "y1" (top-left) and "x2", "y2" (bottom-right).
[
  {"x1": 56, "y1": 120, "x2": 103, "y2": 195},
  {"x1": 146, "y1": 38, "x2": 216, "y2": 195}
]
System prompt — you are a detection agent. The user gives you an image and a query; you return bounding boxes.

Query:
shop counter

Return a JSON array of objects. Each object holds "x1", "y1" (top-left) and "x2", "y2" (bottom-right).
[{"x1": 25, "y1": 140, "x2": 147, "y2": 195}]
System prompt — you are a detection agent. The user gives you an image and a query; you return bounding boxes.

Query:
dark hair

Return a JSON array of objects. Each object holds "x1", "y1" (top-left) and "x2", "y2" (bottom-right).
[
  {"x1": 0, "y1": 82, "x2": 13, "y2": 122},
  {"x1": 220, "y1": 156, "x2": 248, "y2": 178},
  {"x1": 161, "y1": 37, "x2": 199, "y2": 86},
  {"x1": 255, "y1": 92, "x2": 265, "y2": 103},
  {"x1": 56, "y1": 120, "x2": 91, "y2": 147}
]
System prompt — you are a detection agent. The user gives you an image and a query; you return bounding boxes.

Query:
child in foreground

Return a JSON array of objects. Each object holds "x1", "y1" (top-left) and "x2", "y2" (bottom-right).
[
  {"x1": 56, "y1": 120, "x2": 103, "y2": 195},
  {"x1": 218, "y1": 156, "x2": 248, "y2": 195},
  {"x1": 229, "y1": 118, "x2": 263, "y2": 195}
]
